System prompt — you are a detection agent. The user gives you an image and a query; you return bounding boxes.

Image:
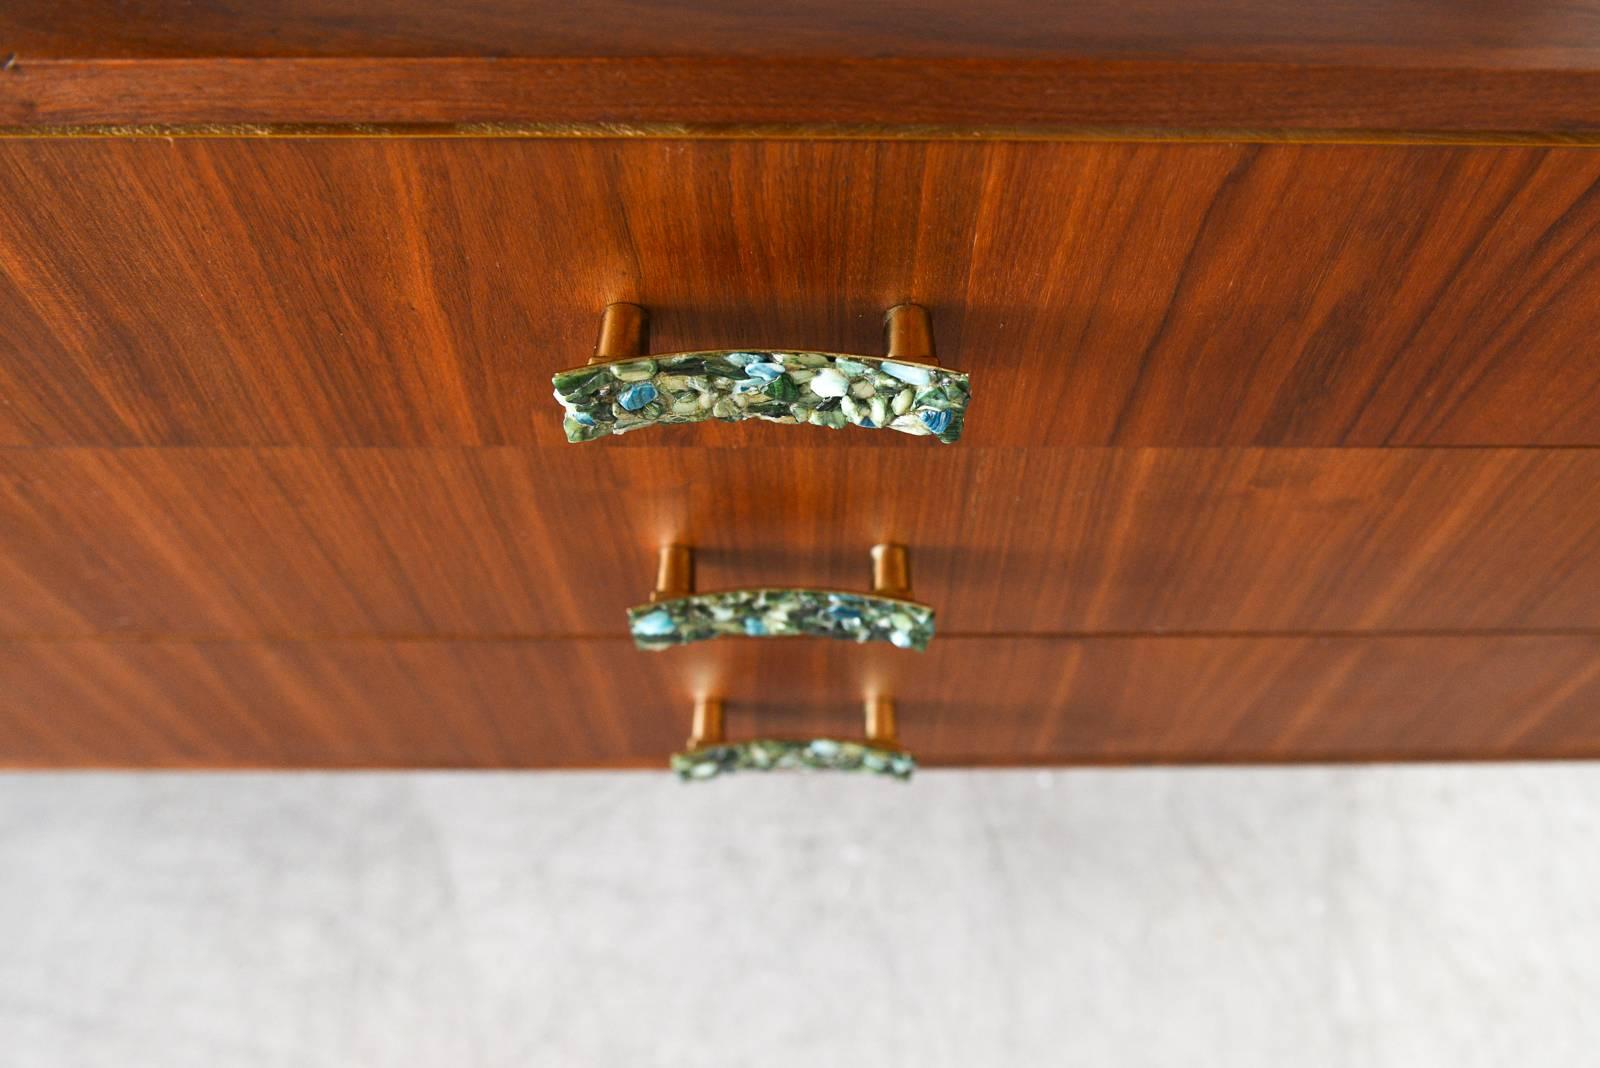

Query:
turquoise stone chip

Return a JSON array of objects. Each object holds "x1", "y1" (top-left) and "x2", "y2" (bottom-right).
[
  {"x1": 631, "y1": 609, "x2": 676, "y2": 637},
  {"x1": 617, "y1": 382, "x2": 659, "y2": 411}
]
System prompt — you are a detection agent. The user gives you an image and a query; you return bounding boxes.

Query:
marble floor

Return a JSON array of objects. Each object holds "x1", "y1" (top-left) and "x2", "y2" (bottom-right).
[{"x1": 2, "y1": 766, "x2": 1596, "y2": 1066}]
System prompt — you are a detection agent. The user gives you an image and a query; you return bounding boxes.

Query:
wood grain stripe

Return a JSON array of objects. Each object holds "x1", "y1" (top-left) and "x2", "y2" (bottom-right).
[
  {"x1": 5, "y1": 635, "x2": 1599, "y2": 767},
  {"x1": 3, "y1": 448, "x2": 1598, "y2": 639},
  {"x1": 4, "y1": 57, "x2": 1600, "y2": 134},
  {"x1": 2, "y1": 139, "x2": 1598, "y2": 447}
]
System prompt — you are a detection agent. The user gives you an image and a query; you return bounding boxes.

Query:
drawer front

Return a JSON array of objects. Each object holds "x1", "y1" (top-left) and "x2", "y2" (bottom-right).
[
  {"x1": 5, "y1": 447, "x2": 1600, "y2": 639},
  {"x1": 3, "y1": 137, "x2": 1599, "y2": 448},
  {"x1": 5, "y1": 636, "x2": 1599, "y2": 768},
  {"x1": 6, "y1": 133, "x2": 1600, "y2": 769}
]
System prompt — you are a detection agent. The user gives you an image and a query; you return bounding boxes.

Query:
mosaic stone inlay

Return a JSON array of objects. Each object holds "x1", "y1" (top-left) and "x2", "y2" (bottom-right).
[
  {"x1": 628, "y1": 589, "x2": 935, "y2": 651},
  {"x1": 671, "y1": 739, "x2": 916, "y2": 781},
  {"x1": 553, "y1": 351, "x2": 970, "y2": 443}
]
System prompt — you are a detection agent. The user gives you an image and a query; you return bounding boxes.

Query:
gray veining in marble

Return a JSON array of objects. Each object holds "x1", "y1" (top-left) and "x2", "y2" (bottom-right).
[{"x1": 1, "y1": 766, "x2": 1597, "y2": 1067}]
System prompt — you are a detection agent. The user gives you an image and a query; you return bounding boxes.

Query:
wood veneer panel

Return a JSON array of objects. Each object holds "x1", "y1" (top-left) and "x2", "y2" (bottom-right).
[
  {"x1": 5, "y1": 448, "x2": 1598, "y2": 639},
  {"x1": 7, "y1": 0, "x2": 1600, "y2": 133},
  {"x1": 5, "y1": 635, "x2": 1598, "y2": 767},
  {"x1": 8, "y1": 57, "x2": 1600, "y2": 131},
  {"x1": 2, "y1": 139, "x2": 1598, "y2": 447},
  {"x1": 11, "y1": 1, "x2": 1600, "y2": 64}
]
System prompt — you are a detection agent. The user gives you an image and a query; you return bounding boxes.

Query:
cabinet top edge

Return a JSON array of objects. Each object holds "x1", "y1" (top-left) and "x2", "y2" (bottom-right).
[
  {"x1": 3, "y1": 55, "x2": 1600, "y2": 135},
  {"x1": 10, "y1": 1, "x2": 1600, "y2": 67},
  {"x1": 3, "y1": 122, "x2": 1600, "y2": 148}
]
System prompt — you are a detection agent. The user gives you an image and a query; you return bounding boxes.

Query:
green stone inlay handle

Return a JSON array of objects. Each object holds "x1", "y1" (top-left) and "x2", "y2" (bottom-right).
[
  {"x1": 672, "y1": 697, "x2": 914, "y2": 782},
  {"x1": 627, "y1": 544, "x2": 934, "y2": 651},
  {"x1": 630, "y1": 588, "x2": 935, "y2": 651},
  {"x1": 553, "y1": 303, "x2": 969, "y2": 443},
  {"x1": 673, "y1": 739, "x2": 915, "y2": 781}
]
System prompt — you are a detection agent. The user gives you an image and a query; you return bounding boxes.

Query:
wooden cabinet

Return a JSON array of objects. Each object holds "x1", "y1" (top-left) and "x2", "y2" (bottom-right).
[{"x1": 3, "y1": 2, "x2": 1599, "y2": 768}]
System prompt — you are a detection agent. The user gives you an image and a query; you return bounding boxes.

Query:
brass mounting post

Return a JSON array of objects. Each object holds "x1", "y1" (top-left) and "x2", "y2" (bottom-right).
[
  {"x1": 869, "y1": 543, "x2": 912, "y2": 599},
  {"x1": 591, "y1": 301, "x2": 648, "y2": 364},
  {"x1": 651, "y1": 544, "x2": 695, "y2": 602},
  {"x1": 689, "y1": 696, "x2": 726, "y2": 749},
  {"x1": 864, "y1": 696, "x2": 898, "y2": 747},
  {"x1": 884, "y1": 303, "x2": 936, "y2": 365}
]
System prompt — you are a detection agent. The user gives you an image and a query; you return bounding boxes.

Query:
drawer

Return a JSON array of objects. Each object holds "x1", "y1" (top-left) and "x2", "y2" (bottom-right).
[
  {"x1": 3, "y1": 137, "x2": 1599, "y2": 448},
  {"x1": 5, "y1": 635, "x2": 1599, "y2": 768},
  {"x1": 4, "y1": 447, "x2": 1600, "y2": 639}
]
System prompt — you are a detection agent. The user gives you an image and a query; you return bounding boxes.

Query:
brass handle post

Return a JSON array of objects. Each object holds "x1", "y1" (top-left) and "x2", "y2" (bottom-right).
[
  {"x1": 651, "y1": 544, "x2": 695, "y2": 602},
  {"x1": 884, "y1": 303, "x2": 937, "y2": 365},
  {"x1": 690, "y1": 696, "x2": 725, "y2": 749},
  {"x1": 864, "y1": 696, "x2": 898, "y2": 747},
  {"x1": 591, "y1": 301, "x2": 648, "y2": 364},
  {"x1": 869, "y1": 543, "x2": 912, "y2": 599}
]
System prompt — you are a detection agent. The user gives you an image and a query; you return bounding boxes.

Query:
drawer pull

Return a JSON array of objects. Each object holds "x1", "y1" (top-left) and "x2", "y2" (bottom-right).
[
  {"x1": 672, "y1": 696, "x2": 915, "y2": 781},
  {"x1": 553, "y1": 302, "x2": 970, "y2": 443},
  {"x1": 628, "y1": 543, "x2": 935, "y2": 651}
]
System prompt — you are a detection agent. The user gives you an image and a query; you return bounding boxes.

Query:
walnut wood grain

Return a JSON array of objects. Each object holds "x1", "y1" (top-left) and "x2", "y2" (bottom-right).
[
  {"x1": 9, "y1": 58, "x2": 1600, "y2": 132},
  {"x1": 5, "y1": 448, "x2": 1599, "y2": 639},
  {"x1": 5, "y1": 635, "x2": 1599, "y2": 768},
  {"x1": 10, "y1": 1, "x2": 1600, "y2": 64},
  {"x1": 4, "y1": 2, "x2": 1600, "y2": 130},
  {"x1": 3, "y1": 138, "x2": 1598, "y2": 448}
]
